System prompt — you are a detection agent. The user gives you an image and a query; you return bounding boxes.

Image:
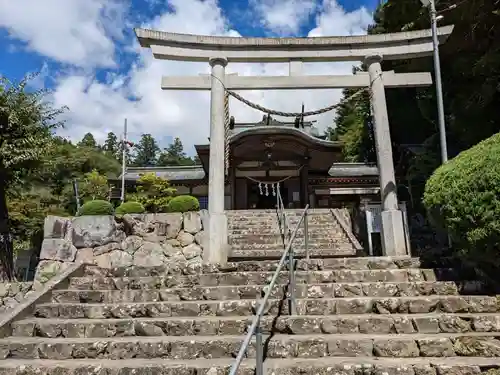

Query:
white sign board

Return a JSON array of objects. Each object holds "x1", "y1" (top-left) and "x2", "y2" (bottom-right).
[{"x1": 365, "y1": 202, "x2": 410, "y2": 256}]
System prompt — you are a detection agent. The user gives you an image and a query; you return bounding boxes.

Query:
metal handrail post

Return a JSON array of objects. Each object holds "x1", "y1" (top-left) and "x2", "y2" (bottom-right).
[
  {"x1": 228, "y1": 205, "x2": 309, "y2": 375},
  {"x1": 283, "y1": 211, "x2": 287, "y2": 242},
  {"x1": 255, "y1": 321, "x2": 264, "y2": 375},
  {"x1": 304, "y1": 210, "x2": 309, "y2": 264},
  {"x1": 288, "y1": 246, "x2": 296, "y2": 315}
]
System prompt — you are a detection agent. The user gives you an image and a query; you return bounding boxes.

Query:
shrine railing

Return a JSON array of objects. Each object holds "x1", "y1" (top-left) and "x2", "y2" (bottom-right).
[
  {"x1": 276, "y1": 185, "x2": 290, "y2": 243},
  {"x1": 228, "y1": 203, "x2": 309, "y2": 375}
]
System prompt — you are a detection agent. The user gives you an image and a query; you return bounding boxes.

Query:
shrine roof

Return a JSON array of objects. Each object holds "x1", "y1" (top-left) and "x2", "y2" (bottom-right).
[
  {"x1": 229, "y1": 126, "x2": 337, "y2": 148},
  {"x1": 120, "y1": 165, "x2": 205, "y2": 181},
  {"x1": 231, "y1": 115, "x2": 326, "y2": 140},
  {"x1": 119, "y1": 163, "x2": 379, "y2": 181}
]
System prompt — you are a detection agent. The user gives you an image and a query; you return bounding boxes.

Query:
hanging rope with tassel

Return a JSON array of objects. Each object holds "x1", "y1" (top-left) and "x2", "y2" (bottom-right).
[{"x1": 245, "y1": 165, "x2": 304, "y2": 196}]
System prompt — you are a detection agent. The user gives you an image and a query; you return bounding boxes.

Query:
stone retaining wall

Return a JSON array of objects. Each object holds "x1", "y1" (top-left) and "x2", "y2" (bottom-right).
[
  {"x1": 0, "y1": 282, "x2": 34, "y2": 315},
  {"x1": 36, "y1": 210, "x2": 209, "y2": 284}
]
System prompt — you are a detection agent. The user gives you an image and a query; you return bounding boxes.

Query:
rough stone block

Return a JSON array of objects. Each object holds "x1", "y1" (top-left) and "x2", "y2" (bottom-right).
[
  {"x1": 43, "y1": 215, "x2": 71, "y2": 239},
  {"x1": 373, "y1": 338, "x2": 420, "y2": 357},
  {"x1": 183, "y1": 212, "x2": 202, "y2": 234},
  {"x1": 33, "y1": 260, "x2": 71, "y2": 284},
  {"x1": 154, "y1": 213, "x2": 183, "y2": 239},
  {"x1": 71, "y1": 215, "x2": 117, "y2": 248},
  {"x1": 39, "y1": 238, "x2": 77, "y2": 262}
]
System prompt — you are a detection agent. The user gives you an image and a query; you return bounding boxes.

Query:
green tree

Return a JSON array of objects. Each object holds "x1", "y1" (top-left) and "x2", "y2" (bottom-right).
[
  {"x1": 0, "y1": 74, "x2": 65, "y2": 280},
  {"x1": 327, "y1": 84, "x2": 374, "y2": 163},
  {"x1": 79, "y1": 169, "x2": 109, "y2": 201},
  {"x1": 78, "y1": 132, "x2": 97, "y2": 149},
  {"x1": 157, "y1": 137, "x2": 196, "y2": 166},
  {"x1": 42, "y1": 141, "x2": 120, "y2": 195},
  {"x1": 132, "y1": 134, "x2": 160, "y2": 167},
  {"x1": 103, "y1": 132, "x2": 120, "y2": 160},
  {"x1": 8, "y1": 188, "x2": 65, "y2": 259},
  {"x1": 130, "y1": 173, "x2": 176, "y2": 213},
  {"x1": 423, "y1": 132, "x2": 500, "y2": 277},
  {"x1": 332, "y1": 0, "x2": 500, "y2": 219}
]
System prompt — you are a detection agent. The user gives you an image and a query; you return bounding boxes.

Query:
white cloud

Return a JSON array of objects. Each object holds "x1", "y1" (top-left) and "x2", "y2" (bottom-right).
[
  {"x1": 0, "y1": 0, "x2": 125, "y2": 68},
  {"x1": 310, "y1": 0, "x2": 373, "y2": 36},
  {"x1": 0, "y1": 0, "x2": 373, "y2": 155},
  {"x1": 250, "y1": 0, "x2": 318, "y2": 35}
]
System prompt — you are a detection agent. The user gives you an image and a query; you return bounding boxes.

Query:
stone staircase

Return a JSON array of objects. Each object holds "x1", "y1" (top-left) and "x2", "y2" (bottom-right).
[
  {"x1": 227, "y1": 209, "x2": 360, "y2": 260},
  {"x1": 0, "y1": 256, "x2": 500, "y2": 374}
]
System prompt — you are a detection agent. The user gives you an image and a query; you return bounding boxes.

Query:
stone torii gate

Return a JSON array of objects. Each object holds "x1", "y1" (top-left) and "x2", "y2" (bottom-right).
[{"x1": 135, "y1": 25, "x2": 454, "y2": 264}]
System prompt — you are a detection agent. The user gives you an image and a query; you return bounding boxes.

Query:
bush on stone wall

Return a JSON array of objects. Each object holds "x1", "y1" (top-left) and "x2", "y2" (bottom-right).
[
  {"x1": 423, "y1": 132, "x2": 500, "y2": 262},
  {"x1": 78, "y1": 200, "x2": 114, "y2": 216},
  {"x1": 132, "y1": 173, "x2": 176, "y2": 213},
  {"x1": 167, "y1": 195, "x2": 200, "y2": 213},
  {"x1": 115, "y1": 201, "x2": 146, "y2": 217}
]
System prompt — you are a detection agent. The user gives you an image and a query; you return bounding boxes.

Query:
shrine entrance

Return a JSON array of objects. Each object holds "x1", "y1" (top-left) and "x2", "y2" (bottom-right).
[
  {"x1": 224, "y1": 127, "x2": 342, "y2": 210},
  {"x1": 247, "y1": 181, "x2": 288, "y2": 209}
]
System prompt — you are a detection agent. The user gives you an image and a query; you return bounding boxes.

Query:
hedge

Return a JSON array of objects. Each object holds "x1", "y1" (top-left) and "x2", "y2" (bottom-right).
[
  {"x1": 167, "y1": 195, "x2": 200, "y2": 213},
  {"x1": 115, "y1": 201, "x2": 146, "y2": 216},
  {"x1": 423, "y1": 132, "x2": 500, "y2": 260},
  {"x1": 78, "y1": 200, "x2": 114, "y2": 216}
]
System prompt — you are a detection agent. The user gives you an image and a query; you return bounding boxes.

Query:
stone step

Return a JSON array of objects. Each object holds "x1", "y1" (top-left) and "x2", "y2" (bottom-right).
[
  {"x1": 225, "y1": 257, "x2": 421, "y2": 271},
  {"x1": 227, "y1": 225, "x2": 338, "y2": 232},
  {"x1": 228, "y1": 213, "x2": 334, "y2": 219},
  {"x1": 228, "y1": 228, "x2": 340, "y2": 236},
  {"x1": 227, "y1": 209, "x2": 335, "y2": 215},
  {"x1": 229, "y1": 218, "x2": 336, "y2": 225},
  {"x1": 2, "y1": 332, "x2": 500, "y2": 359},
  {"x1": 1, "y1": 356, "x2": 499, "y2": 375},
  {"x1": 232, "y1": 243, "x2": 353, "y2": 251},
  {"x1": 228, "y1": 233, "x2": 344, "y2": 244},
  {"x1": 33, "y1": 295, "x2": 500, "y2": 319},
  {"x1": 12, "y1": 313, "x2": 500, "y2": 338},
  {"x1": 51, "y1": 281, "x2": 460, "y2": 303},
  {"x1": 69, "y1": 269, "x2": 436, "y2": 290},
  {"x1": 82, "y1": 257, "x2": 421, "y2": 277},
  {"x1": 228, "y1": 221, "x2": 337, "y2": 227},
  {"x1": 229, "y1": 248, "x2": 357, "y2": 259}
]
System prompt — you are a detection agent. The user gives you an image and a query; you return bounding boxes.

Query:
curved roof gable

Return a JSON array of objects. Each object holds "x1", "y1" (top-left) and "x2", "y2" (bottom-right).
[{"x1": 230, "y1": 126, "x2": 342, "y2": 149}]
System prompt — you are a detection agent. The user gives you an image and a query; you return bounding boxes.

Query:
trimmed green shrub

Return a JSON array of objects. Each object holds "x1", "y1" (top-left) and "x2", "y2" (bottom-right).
[
  {"x1": 423, "y1": 132, "x2": 500, "y2": 260},
  {"x1": 78, "y1": 200, "x2": 114, "y2": 216},
  {"x1": 167, "y1": 195, "x2": 200, "y2": 213},
  {"x1": 115, "y1": 201, "x2": 146, "y2": 216},
  {"x1": 133, "y1": 173, "x2": 176, "y2": 213}
]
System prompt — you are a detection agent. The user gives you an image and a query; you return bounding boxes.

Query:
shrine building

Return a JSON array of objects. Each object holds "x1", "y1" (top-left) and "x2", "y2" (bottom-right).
[{"x1": 117, "y1": 115, "x2": 382, "y2": 211}]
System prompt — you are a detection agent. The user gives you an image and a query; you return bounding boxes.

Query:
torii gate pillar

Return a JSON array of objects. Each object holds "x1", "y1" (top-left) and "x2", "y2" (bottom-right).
[
  {"x1": 366, "y1": 54, "x2": 408, "y2": 256},
  {"x1": 206, "y1": 57, "x2": 229, "y2": 265}
]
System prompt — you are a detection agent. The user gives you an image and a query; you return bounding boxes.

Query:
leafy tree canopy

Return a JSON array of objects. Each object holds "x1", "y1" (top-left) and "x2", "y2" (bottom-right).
[
  {"x1": 77, "y1": 132, "x2": 97, "y2": 149},
  {"x1": 0, "y1": 74, "x2": 66, "y2": 280},
  {"x1": 157, "y1": 137, "x2": 197, "y2": 166},
  {"x1": 131, "y1": 134, "x2": 160, "y2": 167}
]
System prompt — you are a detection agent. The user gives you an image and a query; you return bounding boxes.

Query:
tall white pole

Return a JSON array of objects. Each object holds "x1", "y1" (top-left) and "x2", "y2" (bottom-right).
[
  {"x1": 120, "y1": 119, "x2": 127, "y2": 203},
  {"x1": 429, "y1": 0, "x2": 449, "y2": 163}
]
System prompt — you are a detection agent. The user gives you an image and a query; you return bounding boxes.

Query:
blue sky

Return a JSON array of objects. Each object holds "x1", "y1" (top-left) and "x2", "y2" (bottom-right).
[{"x1": 0, "y1": 0, "x2": 378, "y2": 153}]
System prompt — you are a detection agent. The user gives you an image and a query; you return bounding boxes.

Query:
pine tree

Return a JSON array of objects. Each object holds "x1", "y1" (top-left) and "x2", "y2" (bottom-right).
[
  {"x1": 157, "y1": 137, "x2": 196, "y2": 166},
  {"x1": 103, "y1": 132, "x2": 120, "y2": 160},
  {"x1": 78, "y1": 133, "x2": 97, "y2": 149},
  {"x1": 131, "y1": 134, "x2": 160, "y2": 167}
]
